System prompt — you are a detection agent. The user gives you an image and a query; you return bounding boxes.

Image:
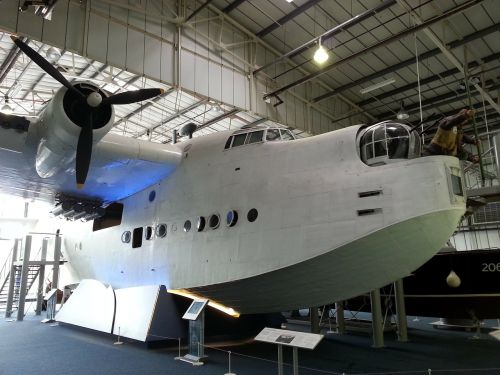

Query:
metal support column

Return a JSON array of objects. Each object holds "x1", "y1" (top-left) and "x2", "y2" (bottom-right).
[
  {"x1": 394, "y1": 279, "x2": 408, "y2": 342},
  {"x1": 292, "y1": 347, "x2": 299, "y2": 375},
  {"x1": 370, "y1": 289, "x2": 384, "y2": 348},
  {"x1": 277, "y1": 344, "x2": 283, "y2": 375},
  {"x1": 17, "y1": 235, "x2": 32, "y2": 321},
  {"x1": 335, "y1": 301, "x2": 346, "y2": 334},
  {"x1": 310, "y1": 307, "x2": 320, "y2": 333},
  {"x1": 5, "y1": 239, "x2": 20, "y2": 318},
  {"x1": 52, "y1": 232, "x2": 61, "y2": 289},
  {"x1": 35, "y1": 238, "x2": 49, "y2": 315}
]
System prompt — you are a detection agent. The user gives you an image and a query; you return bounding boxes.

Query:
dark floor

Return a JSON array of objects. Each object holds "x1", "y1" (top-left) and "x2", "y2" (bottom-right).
[{"x1": 1, "y1": 312, "x2": 500, "y2": 375}]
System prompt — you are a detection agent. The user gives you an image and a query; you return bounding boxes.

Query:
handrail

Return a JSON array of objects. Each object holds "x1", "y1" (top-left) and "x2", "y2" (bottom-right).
[{"x1": 0, "y1": 245, "x2": 14, "y2": 293}]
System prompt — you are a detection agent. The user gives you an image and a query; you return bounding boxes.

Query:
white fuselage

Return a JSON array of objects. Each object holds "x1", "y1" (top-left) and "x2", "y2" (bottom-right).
[{"x1": 61, "y1": 125, "x2": 465, "y2": 313}]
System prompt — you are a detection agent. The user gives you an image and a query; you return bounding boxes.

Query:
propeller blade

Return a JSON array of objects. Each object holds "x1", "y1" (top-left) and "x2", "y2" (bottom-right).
[
  {"x1": 11, "y1": 36, "x2": 84, "y2": 98},
  {"x1": 101, "y1": 88, "x2": 164, "y2": 106},
  {"x1": 75, "y1": 112, "x2": 94, "y2": 189}
]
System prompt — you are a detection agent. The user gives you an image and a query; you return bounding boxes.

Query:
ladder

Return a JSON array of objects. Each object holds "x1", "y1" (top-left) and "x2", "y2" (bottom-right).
[{"x1": 0, "y1": 265, "x2": 42, "y2": 312}]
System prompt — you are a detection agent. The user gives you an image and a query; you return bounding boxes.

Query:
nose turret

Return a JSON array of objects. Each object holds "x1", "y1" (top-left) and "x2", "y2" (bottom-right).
[{"x1": 358, "y1": 122, "x2": 421, "y2": 166}]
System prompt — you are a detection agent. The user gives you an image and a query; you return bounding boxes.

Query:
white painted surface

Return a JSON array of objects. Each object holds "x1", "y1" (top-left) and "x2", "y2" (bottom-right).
[
  {"x1": 113, "y1": 285, "x2": 161, "y2": 341},
  {"x1": 56, "y1": 279, "x2": 115, "y2": 333}
]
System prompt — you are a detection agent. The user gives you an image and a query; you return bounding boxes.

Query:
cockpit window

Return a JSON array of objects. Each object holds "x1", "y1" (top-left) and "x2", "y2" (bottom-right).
[
  {"x1": 359, "y1": 122, "x2": 420, "y2": 166},
  {"x1": 225, "y1": 127, "x2": 295, "y2": 150},
  {"x1": 280, "y1": 129, "x2": 295, "y2": 141},
  {"x1": 248, "y1": 130, "x2": 264, "y2": 144},
  {"x1": 232, "y1": 133, "x2": 247, "y2": 147},
  {"x1": 266, "y1": 129, "x2": 281, "y2": 141}
]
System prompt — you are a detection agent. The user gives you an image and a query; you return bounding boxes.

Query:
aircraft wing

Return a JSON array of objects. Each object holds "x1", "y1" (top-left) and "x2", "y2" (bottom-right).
[{"x1": 0, "y1": 112, "x2": 183, "y2": 203}]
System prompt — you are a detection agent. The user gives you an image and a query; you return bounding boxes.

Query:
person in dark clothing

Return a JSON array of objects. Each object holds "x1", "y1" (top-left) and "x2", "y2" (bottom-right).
[{"x1": 422, "y1": 109, "x2": 479, "y2": 163}]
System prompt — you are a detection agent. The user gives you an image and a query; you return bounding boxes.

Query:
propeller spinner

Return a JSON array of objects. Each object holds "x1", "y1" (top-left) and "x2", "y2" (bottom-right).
[{"x1": 11, "y1": 36, "x2": 165, "y2": 188}]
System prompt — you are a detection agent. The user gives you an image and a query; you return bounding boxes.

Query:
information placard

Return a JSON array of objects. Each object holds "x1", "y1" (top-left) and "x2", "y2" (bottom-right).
[
  {"x1": 182, "y1": 299, "x2": 208, "y2": 321},
  {"x1": 255, "y1": 327, "x2": 323, "y2": 350}
]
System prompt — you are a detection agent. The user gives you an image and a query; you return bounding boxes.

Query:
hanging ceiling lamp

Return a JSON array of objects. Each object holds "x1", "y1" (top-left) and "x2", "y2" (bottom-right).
[
  {"x1": 1, "y1": 96, "x2": 13, "y2": 115},
  {"x1": 313, "y1": 38, "x2": 329, "y2": 65},
  {"x1": 396, "y1": 101, "x2": 409, "y2": 120}
]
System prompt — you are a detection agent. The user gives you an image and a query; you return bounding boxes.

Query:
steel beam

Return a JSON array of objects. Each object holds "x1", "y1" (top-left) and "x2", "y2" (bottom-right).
[
  {"x1": 397, "y1": 0, "x2": 500, "y2": 114},
  {"x1": 52, "y1": 232, "x2": 61, "y2": 290},
  {"x1": 394, "y1": 279, "x2": 408, "y2": 342},
  {"x1": 370, "y1": 288, "x2": 384, "y2": 348},
  {"x1": 335, "y1": 301, "x2": 345, "y2": 334},
  {"x1": 263, "y1": 0, "x2": 484, "y2": 102},
  {"x1": 377, "y1": 81, "x2": 500, "y2": 120},
  {"x1": 320, "y1": 23, "x2": 500, "y2": 105},
  {"x1": 222, "y1": 0, "x2": 246, "y2": 14},
  {"x1": 310, "y1": 306, "x2": 320, "y2": 334},
  {"x1": 256, "y1": 0, "x2": 323, "y2": 38},
  {"x1": 5, "y1": 239, "x2": 19, "y2": 319},
  {"x1": 185, "y1": 0, "x2": 214, "y2": 22},
  {"x1": 35, "y1": 237, "x2": 48, "y2": 316},
  {"x1": 254, "y1": 0, "x2": 395, "y2": 75},
  {"x1": 16, "y1": 235, "x2": 32, "y2": 321}
]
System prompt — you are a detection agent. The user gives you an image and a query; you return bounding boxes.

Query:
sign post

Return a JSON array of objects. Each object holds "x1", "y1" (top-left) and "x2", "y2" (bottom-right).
[
  {"x1": 176, "y1": 299, "x2": 209, "y2": 366},
  {"x1": 255, "y1": 327, "x2": 324, "y2": 375}
]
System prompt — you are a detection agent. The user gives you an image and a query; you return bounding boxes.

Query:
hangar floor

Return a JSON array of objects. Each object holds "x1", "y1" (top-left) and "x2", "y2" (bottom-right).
[{"x1": 1, "y1": 313, "x2": 499, "y2": 375}]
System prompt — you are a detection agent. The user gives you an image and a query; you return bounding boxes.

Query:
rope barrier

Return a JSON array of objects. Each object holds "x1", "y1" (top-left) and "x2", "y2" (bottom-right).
[{"x1": 115, "y1": 332, "x2": 500, "y2": 375}]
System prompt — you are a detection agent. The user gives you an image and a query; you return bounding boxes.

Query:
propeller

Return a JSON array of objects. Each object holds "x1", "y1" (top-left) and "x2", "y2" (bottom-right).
[{"x1": 11, "y1": 36, "x2": 165, "y2": 188}]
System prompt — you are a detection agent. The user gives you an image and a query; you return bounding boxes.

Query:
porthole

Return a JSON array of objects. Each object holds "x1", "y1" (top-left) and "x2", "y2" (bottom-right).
[
  {"x1": 121, "y1": 231, "x2": 131, "y2": 243},
  {"x1": 197, "y1": 217, "x2": 206, "y2": 232},
  {"x1": 226, "y1": 210, "x2": 238, "y2": 227},
  {"x1": 149, "y1": 190, "x2": 156, "y2": 202},
  {"x1": 156, "y1": 224, "x2": 167, "y2": 238},
  {"x1": 209, "y1": 214, "x2": 220, "y2": 229},
  {"x1": 247, "y1": 208, "x2": 258, "y2": 222},
  {"x1": 184, "y1": 220, "x2": 192, "y2": 232},
  {"x1": 145, "y1": 226, "x2": 153, "y2": 240}
]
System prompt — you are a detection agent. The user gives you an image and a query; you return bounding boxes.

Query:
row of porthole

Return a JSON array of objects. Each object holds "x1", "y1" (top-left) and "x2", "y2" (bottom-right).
[{"x1": 121, "y1": 208, "x2": 258, "y2": 243}]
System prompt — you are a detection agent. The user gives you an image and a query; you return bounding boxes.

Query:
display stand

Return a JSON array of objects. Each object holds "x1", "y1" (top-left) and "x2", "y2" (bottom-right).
[
  {"x1": 176, "y1": 299, "x2": 208, "y2": 366},
  {"x1": 255, "y1": 327, "x2": 323, "y2": 375},
  {"x1": 41, "y1": 288, "x2": 58, "y2": 324}
]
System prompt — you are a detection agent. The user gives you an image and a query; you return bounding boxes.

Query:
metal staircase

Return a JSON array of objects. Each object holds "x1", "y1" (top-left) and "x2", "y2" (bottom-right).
[{"x1": 0, "y1": 264, "x2": 42, "y2": 312}]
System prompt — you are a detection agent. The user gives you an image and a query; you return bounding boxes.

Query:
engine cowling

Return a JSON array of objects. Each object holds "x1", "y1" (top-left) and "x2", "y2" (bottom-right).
[{"x1": 34, "y1": 83, "x2": 114, "y2": 178}]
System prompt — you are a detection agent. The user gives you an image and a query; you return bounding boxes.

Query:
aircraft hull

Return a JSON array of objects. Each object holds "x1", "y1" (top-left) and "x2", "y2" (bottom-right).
[{"x1": 187, "y1": 208, "x2": 464, "y2": 313}]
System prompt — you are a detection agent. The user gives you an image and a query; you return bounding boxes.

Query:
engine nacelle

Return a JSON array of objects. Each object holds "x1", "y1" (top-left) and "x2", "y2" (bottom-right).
[{"x1": 35, "y1": 83, "x2": 114, "y2": 178}]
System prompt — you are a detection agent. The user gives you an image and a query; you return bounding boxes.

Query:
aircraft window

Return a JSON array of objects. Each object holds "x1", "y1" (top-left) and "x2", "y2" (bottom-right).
[
  {"x1": 121, "y1": 231, "x2": 131, "y2": 243},
  {"x1": 132, "y1": 227, "x2": 143, "y2": 248},
  {"x1": 266, "y1": 129, "x2": 281, "y2": 141},
  {"x1": 156, "y1": 224, "x2": 167, "y2": 238},
  {"x1": 224, "y1": 137, "x2": 232, "y2": 149},
  {"x1": 232, "y1": 134, "x2": 247, "y2": 147},
  {"x1": 145, "y1": 226, "x2": 153, "y2": 240},
  {"x1": 149, "y1": 190, "x2": 156, "y2": 202},
  {"x1": 93, "y1": 203, "x2": 124, "y2": 232},
  {"x1": 280, "y1": 129, "x2": 295, "y2": 141},
  {"x1": 247, "y1": 208, "x2": 258, "y2": 222},
  {"x1": 226, "y1": 210, "x2": 238, "y2": 227},
  {"x1": 184, "y1": 220, "x2": 192, "y2": 232},
  {"x1": 197, "y1": 216, "x2": 206, "y2": 232},
  {"x1": 247, "y1": 130, "x2": 264, "y2": 144},
  {"x1": 359, "y1": 122, "x2": 415, "y2": 166},
  {"x1": 209, "y1": 214, "x2": 220, "y2": 229}
]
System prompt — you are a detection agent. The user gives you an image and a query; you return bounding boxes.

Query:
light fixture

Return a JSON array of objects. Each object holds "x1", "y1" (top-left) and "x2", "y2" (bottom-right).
[
  {"x1": 167, "y1": 289, "x2": 240, "y2": 317},
  {"x1": 396, "y1": 101, "x2": 409, "y2": 120},
  {"x1": 359, "y1": 78, "x2": 396, "y2": 94},
  {"x1": 211, "y1": 102, "x2": 222, "y2": 112},
  {"x1": 1, "y1": 96, "x2": 13, "y2": 115},
  {"x1": 45, "y1": 46, "x2": 61, "y2": 63},
  {"x1": 286, "y1": 0, "x2": 293, "y2": 2},
  {"x1": 313, "y1": 38, "x2": 329, "y2": 65}
]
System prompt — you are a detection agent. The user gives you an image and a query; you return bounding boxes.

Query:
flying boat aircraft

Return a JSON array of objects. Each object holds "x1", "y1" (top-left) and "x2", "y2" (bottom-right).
[{"x1": 0, "y1": 37, "x2": 466, "y2": 317}]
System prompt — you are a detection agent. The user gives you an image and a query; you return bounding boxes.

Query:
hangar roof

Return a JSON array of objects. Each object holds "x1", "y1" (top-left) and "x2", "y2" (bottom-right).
[{"x1": 0, "y1": 0, "x2": 499, "y2": 140}]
